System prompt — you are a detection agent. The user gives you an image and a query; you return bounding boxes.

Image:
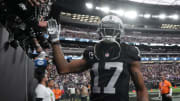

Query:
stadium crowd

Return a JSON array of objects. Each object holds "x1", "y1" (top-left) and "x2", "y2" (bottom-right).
[
  {"x1": 121, "y1": 37, "x2": 180, "y2": 44},
  {"x1": 47, "y1": 64, "x2": 91, "y2": 100},
  {"x1": 61, "y1": 25, "x2": 99, "y2": 40},
  {"x1": 33, "y1": 24, "x2": 180, "y2": 100},
  {"x1": 140, "y1": 63, "x2": 180, "y2": 89},
  {"x1": 31, "y1": 24, "x2": 180, "y2": 101},
  {"x1": 46, "y1": 61, "x2": 180, "y2": 100},
  {"x1": 61, "y1": 25, "x2": 180, "y2": 44}
]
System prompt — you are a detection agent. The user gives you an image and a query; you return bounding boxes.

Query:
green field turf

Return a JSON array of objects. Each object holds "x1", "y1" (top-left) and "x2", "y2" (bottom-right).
[
  {"x1": 129, "y1": 87, "x2": 180, "y2": 94},
  {"x1": 171, "y1": 87, "x2": 180, "y2": 93},
  {"x1": 60, "y1": 88, "x2": 180, "y2": 101},
  {"x1": 148, "y1": 87, "x2": 180, "y2": 93}
]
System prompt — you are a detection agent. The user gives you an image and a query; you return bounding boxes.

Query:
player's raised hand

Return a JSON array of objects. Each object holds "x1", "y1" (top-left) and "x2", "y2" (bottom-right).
[
  {"x1": 28, "y1": 0, "x2": 45, "y2": 6},
  {"x1": 47, "y1": 18, "x2": 61, "y2": 43}
]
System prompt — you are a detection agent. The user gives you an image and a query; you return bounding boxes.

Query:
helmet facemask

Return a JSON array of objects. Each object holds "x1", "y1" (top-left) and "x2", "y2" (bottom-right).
[
  {"x1": 97, "y1": 16, "x2": 124, "y2": 42},
  {"x1": 95, "y1": 15, "x2": 124, "y2": 60}
]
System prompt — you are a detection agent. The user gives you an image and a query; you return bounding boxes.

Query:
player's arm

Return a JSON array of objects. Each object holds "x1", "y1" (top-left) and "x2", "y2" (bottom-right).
[
  {"x1": 47, "y1": 19, "x2": 90, "y2": 74},
  {"x1": 52, "y1": 44, "x2": 89, "y2": 74},
  {"x1": 130, "y1": 61, "x2": 149, "y2": 101}
]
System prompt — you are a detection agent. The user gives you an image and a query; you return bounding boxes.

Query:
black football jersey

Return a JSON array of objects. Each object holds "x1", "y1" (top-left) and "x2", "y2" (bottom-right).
[{"x1": 83, "y1": 43, "x2": 140, "y2": 101}]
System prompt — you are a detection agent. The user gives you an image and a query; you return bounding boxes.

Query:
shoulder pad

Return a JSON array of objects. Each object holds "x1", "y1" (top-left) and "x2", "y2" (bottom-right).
[
  {"x1": 127, "y1": 45, "x2": 141, "y2": 61},
  {"x1": 83, "y1": 46, "x2": 96, "y2": 64}
]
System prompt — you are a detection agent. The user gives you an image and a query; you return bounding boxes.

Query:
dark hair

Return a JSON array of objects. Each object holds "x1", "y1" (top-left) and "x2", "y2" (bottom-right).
[
  {"x1": 48, "y1": 79, "x2": 54, "y2": 83},
  {"x1": 34, "y1": 67, "x2": 46, "y2": 83}
]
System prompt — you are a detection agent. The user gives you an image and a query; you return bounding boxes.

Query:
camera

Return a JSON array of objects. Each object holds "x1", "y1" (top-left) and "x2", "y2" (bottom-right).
[{"x1": 0, "y1": 0, "x2": 53, "y2": 56}]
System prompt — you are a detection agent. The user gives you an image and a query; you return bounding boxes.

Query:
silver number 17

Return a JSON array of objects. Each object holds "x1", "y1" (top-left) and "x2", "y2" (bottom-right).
[{"x1": 92, "y1": 62, "x2": 123, "y2": 94}]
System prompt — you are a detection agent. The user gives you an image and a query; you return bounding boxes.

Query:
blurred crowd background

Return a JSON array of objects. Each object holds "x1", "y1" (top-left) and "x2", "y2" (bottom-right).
[{"x1": 45, "y1": 62, "x2": 180, "y2": 100}]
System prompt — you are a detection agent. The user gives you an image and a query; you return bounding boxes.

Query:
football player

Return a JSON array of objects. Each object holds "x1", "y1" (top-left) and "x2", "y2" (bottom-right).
[{"x1": 47, "y1": 16, "x2": 149, "y2": 101}]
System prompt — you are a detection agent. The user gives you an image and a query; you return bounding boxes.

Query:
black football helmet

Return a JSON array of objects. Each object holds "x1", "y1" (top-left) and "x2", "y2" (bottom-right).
[
  {"x1": 95, "y1": 15, "x2": 124, "y2": 60},
  {"x1": 97, "y1": 15, "x2": 124, "y2": 40}
]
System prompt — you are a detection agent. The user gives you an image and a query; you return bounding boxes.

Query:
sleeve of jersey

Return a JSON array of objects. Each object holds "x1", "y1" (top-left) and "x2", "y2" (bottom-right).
[
  {"x1": 159, "y1": 83, "x2": 161, "y2": 89},
  {"x1": 36, "y1": 89, "x2": 45, "y2": 99},
  {"x1": 168, "y1": 81, "x2": 172, "y2": 88},
  {"x1": 83, "y1": 46, "x2": 96, "y2": 65},
  {"x1": 128, "y1": 46, "x2": 141, "y2": 61}
]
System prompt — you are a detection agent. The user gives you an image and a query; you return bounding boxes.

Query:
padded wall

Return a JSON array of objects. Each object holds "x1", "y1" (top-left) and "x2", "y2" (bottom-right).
[{"x1": 0, "y1": 25, "x2": 37, "y2": 101}]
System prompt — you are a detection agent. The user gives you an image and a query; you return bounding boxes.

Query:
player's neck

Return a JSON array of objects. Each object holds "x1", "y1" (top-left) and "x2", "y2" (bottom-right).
[
  {"x1": 48, "y1": 86, "x2": 52, "y2": 89},
  {"x1": 41, "y1": 81, "x2": 46, "y2": 86}
]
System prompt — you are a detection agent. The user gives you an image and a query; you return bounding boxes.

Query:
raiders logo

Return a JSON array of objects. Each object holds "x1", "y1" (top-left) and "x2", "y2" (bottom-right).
[
  {"x1": 89, "y1": 52, "x2": 94, "y2": 60},
  {"x1": 105, "y1": 53, "x2": 110, "y2": 58}
]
